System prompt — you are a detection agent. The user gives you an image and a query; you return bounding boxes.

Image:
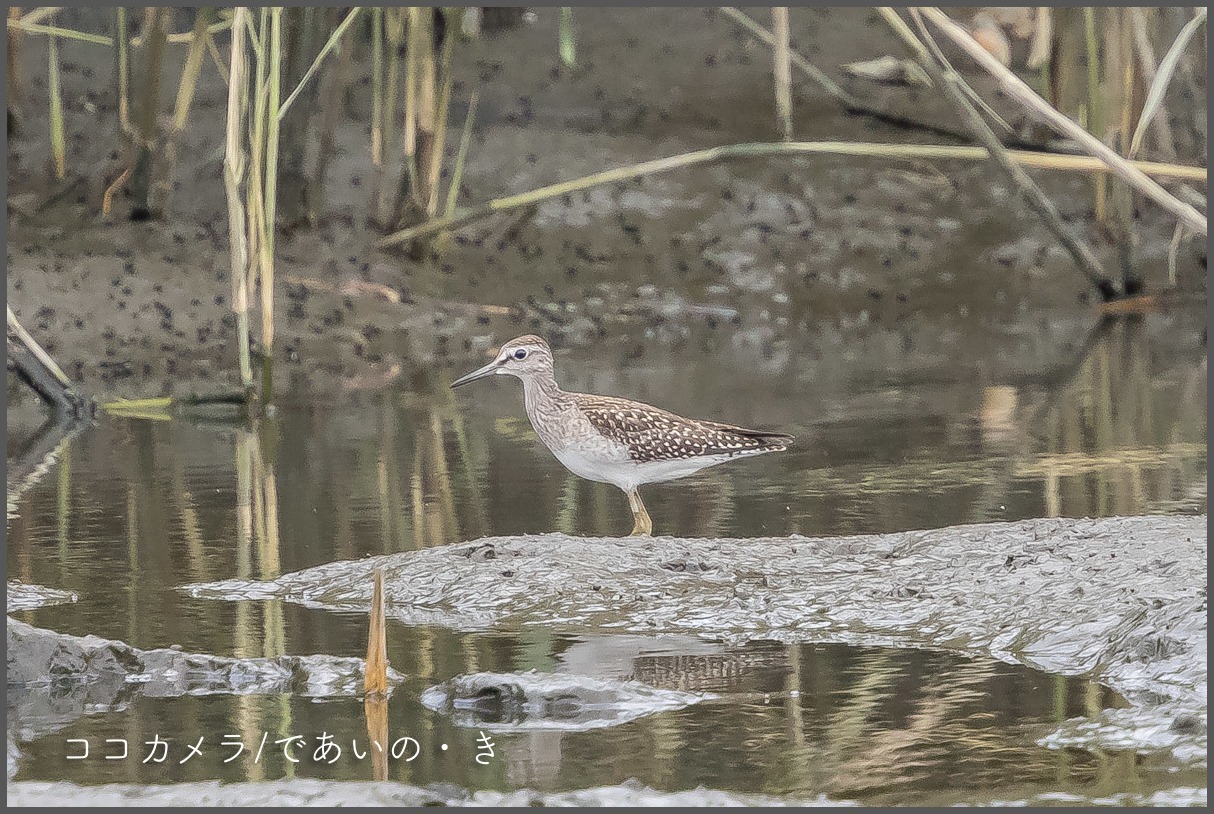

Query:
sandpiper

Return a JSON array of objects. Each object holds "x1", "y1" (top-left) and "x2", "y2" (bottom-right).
[{"x1": 451, "y1": 335, "x2": 793, "y2": 536}]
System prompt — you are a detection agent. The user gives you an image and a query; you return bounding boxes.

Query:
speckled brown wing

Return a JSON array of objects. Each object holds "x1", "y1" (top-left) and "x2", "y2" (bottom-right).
[{"x1": 576, "y1": 394, "x2": 793, "y2": 464}]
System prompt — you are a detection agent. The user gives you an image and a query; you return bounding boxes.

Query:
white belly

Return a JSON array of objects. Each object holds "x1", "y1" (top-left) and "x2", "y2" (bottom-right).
[{"x1": 550, "y1": 446, "x2": 763, "y2": 491}]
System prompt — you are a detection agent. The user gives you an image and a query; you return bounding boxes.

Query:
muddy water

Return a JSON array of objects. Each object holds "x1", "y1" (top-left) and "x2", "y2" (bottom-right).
[{"x1": 6, "y1": 308, "x2": 1206, "y2": 804}]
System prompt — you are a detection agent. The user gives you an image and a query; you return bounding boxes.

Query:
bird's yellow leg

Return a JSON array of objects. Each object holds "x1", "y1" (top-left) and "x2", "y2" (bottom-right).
[{"x1": 626, "y1": 488, "x2": 653, "y2": 537}]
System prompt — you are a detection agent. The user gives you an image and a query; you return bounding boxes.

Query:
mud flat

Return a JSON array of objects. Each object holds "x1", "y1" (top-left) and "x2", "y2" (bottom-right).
[{"x1": 185, "y1": 514, "x2": 1207, "y2": 766}]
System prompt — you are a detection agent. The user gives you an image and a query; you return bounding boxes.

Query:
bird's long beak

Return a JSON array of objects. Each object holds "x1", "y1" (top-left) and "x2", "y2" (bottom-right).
[{"x1": 450, "y1": 358, "x2": 501, "y2": 388}]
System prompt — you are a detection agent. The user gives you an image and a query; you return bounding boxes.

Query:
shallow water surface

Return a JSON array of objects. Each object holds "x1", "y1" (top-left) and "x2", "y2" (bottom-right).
[{"x1": 7, "y1": 311, "x2": 1207, "y2": 803}]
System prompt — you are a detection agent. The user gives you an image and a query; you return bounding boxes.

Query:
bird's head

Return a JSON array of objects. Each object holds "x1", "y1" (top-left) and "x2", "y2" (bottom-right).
[{"x1": 450, "y1": 335, "x2": 554, "y2": 388}]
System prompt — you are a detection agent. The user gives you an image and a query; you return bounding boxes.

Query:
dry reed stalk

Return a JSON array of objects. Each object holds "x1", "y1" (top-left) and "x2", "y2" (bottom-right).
[
  {"x1": 401, "y1": 7, "x2": 420, "y2": 206},
  {"x1": 14, "y1": 8, "x2": 62, "y2": 29},
  {"x1": 415, "y1": 10, "x2": 437, "y2": 212},
  {"x1": 223, "y1": 7, "x2": 253, "y2": 391},
  {"x1": 1127, "y1": 7, "x2": 1176, "y2": 160},
  {"x1": 916, "y1": 6, "x2": 1206, "y2": 236},
  {"x1": 47, "y1": 32, "x2": 64, "y2": 178},
  {"x1": 364, "y1": 569, "x2": 390, "y2": 696},
  {"x1": 772, "y1": 7, "x2": 792, "y2": 141},
  {"x1": 8, "y1": 8, "x2": 22, "y2": 130},
  {"x1": 6, "y1": 18, "x2": 111, "y2": 45},
  {"x1": 892, "y1": 8, "x2": 1114, "y2": 297},
  {"x1": 1130, "y1": 8, "x2": 1206, "y2": 159},
  {"x1": 373, "y1": 9, "x2": 404, "y2": 224},
  {"x1": 378, "y1": 140, "x2": 1206, "y2": 248},
  {"x1": 171, "y1": 8, "x2": 212, "y2": 133},
  {"x1": 258, "y1": 8, "x2": 283, "y2": 398},
  {"x1": 1084, "y1": 7, "x2": 1107, "y2": 224},
  {"x1": 163, "y1": 8, "x2": 214, "y2": 213},
  {"x1": 720, "y1": 7, "x2": 856, "y2": 109},
  {"x1": 364, "y1": 692, "x2": 390, "y2": 781},
  {"x1": 361, "y1": 567, "x2": 390, "y2": 781},
  {"x1": 115, "y1": 8, "x2": 132, "y2": 136},
  {"x1": 275, "y1": 5, "x2": 361, "y2": 121},
  {"x1": 425, "y1": 13, "x2": 456, "y2": 215},
  {"x1": 370, "y1": 7, "x2": 383, "y2": 167}
]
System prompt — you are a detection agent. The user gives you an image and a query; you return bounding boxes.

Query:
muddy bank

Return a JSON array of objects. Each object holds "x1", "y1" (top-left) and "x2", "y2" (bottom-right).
[
  {"x1": 5, "y1": 776, "x2": 1206, "y2": 808},
  {"x1": 186, "y1": 515, "x2": 1208, "y2": 765},
  {"x1": 5, "y1": 777, "x2": 852, "y2": 807},
  {"x1": 6, "y1": 9, "x2": 1205, "y2": 405},
  {"x1": 7, "y1": 617, "x2": 399, "y2": 741}
]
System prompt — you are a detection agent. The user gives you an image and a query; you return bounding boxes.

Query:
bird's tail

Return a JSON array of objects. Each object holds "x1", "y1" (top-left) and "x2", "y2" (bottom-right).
[{"x1": 703, "y1": 421, "x2": 794, "y2": 450}]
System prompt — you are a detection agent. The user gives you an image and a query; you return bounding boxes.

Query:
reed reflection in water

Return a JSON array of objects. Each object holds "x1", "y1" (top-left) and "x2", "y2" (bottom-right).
[{"x1": 5, "y1": 313, "x2": 1206, "y2": 802}]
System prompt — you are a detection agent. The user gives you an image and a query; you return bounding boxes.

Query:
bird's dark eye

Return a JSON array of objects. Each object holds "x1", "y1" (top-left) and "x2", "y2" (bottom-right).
[{"x1": 513, "y1": 348, "x2": 528, "y2": 360}]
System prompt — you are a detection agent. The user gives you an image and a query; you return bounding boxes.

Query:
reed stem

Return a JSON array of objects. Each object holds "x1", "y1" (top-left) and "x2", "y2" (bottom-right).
[
  {"x1": 893, "y1": 8, "x2": 1115, "y2": 298},
  {"x1": 771, "y1": 7, "x2": 792, "y2": 141},
  {"x1": 47, "y1": 32, "x2": 64, "y2": 178},
  {"x1": 223, "y1": 7, "x2": 253, "y2": 391},
  {"x1": 917, "y1": 6, "x2": 1206, "y2": 235},
  {"x1": 259, "y1": 7, "x2": 283, "y2": 401},
  {"x1": 378, "y1": 140, "x2": 1206, "y2": 248}
]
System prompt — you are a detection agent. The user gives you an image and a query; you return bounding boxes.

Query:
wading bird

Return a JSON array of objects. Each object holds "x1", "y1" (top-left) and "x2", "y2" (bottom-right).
[{"x1": 451, "y1": 335, "x2": 793, "y2": 536}]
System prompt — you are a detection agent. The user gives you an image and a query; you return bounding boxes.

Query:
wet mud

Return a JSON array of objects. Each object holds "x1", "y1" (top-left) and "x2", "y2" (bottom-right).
[
  {"x1": 185, "y1": 514, "x2": 1208, "y2": 766},
  {"x1": 6, "y1": 9, "x2": 1206, "y2": 405},
  {"x1": 6, "y1": 6, "x2": 1207, "y2": 806},
  {"x1": 5, "y1": 776, "x2": 853, "y2": 807},
  {"x1": 7, "y1": 618, "x2": 402, "y2": 742}
]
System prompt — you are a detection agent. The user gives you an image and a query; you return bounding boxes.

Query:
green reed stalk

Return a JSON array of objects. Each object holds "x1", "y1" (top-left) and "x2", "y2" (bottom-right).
[
  {"x1": 444, "y1": 89, "x2": 478, "y2": 219},
  {"x1": 435, "y1": 88, "x2": 478, "y2": 251},
  {"x1": 559, "y1": 7, "x2": 575, "y2": 66}
]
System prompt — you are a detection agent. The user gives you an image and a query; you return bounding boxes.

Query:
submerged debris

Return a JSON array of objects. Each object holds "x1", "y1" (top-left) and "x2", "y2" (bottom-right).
[{"x1": 421, "y1": 670, "x2": 711, "y2": 731}]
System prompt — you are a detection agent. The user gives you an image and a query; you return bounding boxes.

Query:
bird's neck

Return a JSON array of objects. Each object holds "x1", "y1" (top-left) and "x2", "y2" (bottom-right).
[{"x1": 522, "y1": 372, "x2": 563, "y2": 412}]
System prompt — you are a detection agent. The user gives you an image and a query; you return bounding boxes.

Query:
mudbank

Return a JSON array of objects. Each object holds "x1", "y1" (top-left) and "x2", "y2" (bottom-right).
[{"x1": 186, "y1": 514, "x2": 1208, "y2": 765}]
